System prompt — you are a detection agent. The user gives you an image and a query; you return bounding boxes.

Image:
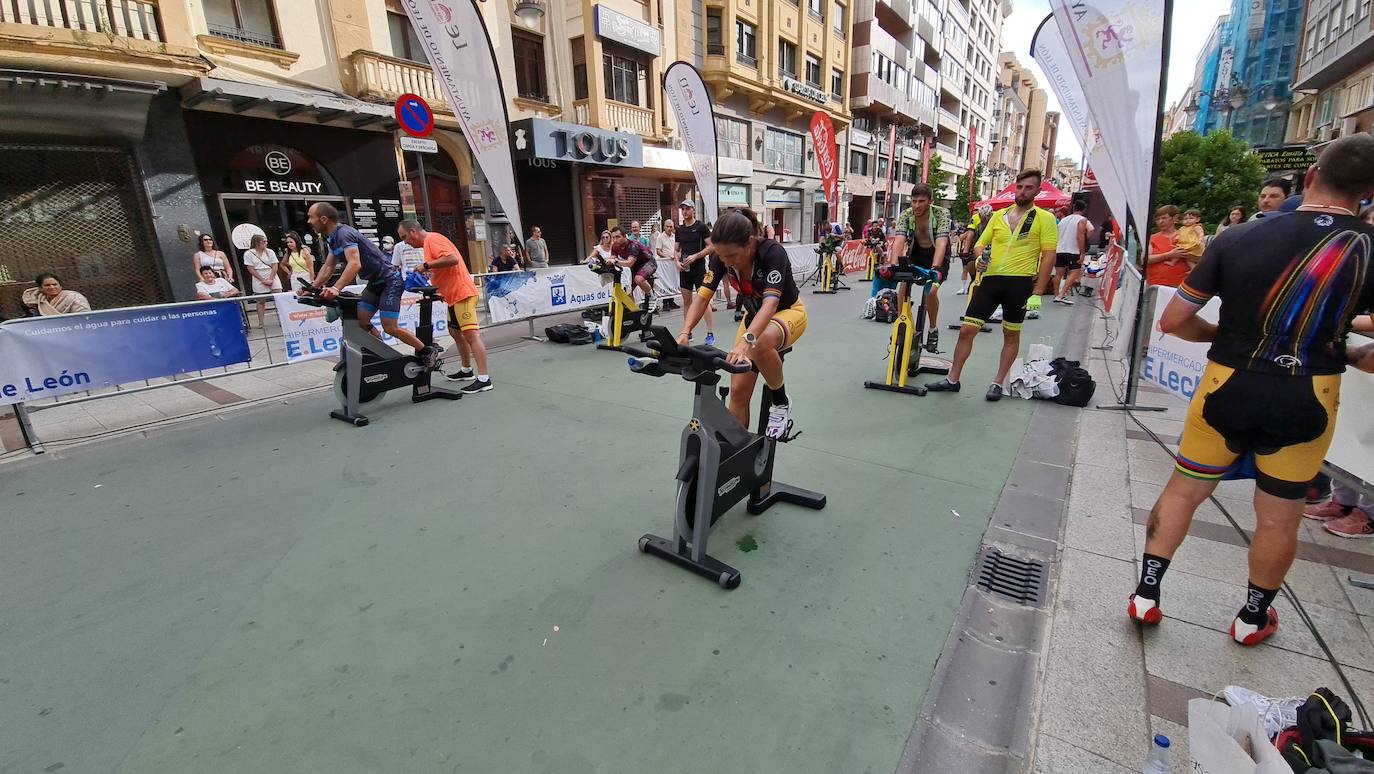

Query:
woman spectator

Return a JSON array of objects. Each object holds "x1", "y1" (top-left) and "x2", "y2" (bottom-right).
[
  {"x1": 506, "y1": 227, "x2": 527, "y2": 268},
  {"x1": 21, "y1": 273, "x2": 91, "y2": 316},
  {"x1": 280, "y1": 231, "x2": 312, "y2": 291},
  {"x1": 489, "y1": 244, "x2": 523, "y2": 274},
  {"x1": 194, "y1": 266, "x2": 241, "y2": 300},
  {"x1": 843, "y1": 222, "x2": 854, "y2": 240},
  {"x1": 1145, "y1": 205, "x2": 1192, "y2": 288},
  {"x1": 1215, "y1": 206, "x2": 1244, "y2": 238},
  {"x1": 586, "y1": 230, "x2": 614, "y2": 264},
  {"x1": 241, "y1": 233, "x2": 281, "y2": 329},
  {"x1": 193, "y1": 233, "x2": 231, "y2": 281}
]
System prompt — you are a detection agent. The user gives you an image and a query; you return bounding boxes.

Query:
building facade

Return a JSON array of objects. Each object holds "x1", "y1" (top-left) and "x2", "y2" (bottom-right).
[
  {"x1": 1286, "y1": 0, "x2": 1374, "y2": 150},
  {"x1": 987, "y1": 53, "x2": 1052, "y2": 192},
  {"x1": 1184, "y1": 0, "x2": 1300, "y2": 148}
]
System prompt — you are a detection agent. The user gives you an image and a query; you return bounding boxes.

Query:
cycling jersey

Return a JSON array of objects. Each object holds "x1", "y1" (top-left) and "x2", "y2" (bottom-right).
[
  {"x1": 700, "y1": 238, "x2": 799, "y2": 322},
  {"x1": 612, "y1": 238, "x2": 656, "y2": 274},
  {"x1": 327, "y1": 224, "x2": 395, "y2": 284},
  {"x1": 894, "y1": 205, "x2": 951, "y2": 257},
  {"x1": 974, "y1": 206, "x2": 1058, "y2": 277},
  {"x1": 1177, "y1": 212, "x2": 1374, "y2": 376}
]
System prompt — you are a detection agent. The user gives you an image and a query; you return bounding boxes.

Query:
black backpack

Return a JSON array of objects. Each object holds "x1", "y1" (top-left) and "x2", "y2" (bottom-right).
[
  {"x1": 545, "y1": 323, "x2": 579, "y2": 343},
  {"x1": 874, "y1": 290, "x2": 899, "y2": 324},
  {"x1": 1049, "y1": 357, "x2": 1096, "y2": 407},
  {"x1": 567, "y1": 326, "x2": 594, "y2": 345}
]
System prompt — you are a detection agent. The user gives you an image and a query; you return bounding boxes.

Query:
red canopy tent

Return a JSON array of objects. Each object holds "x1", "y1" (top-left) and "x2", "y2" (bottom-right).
[{"x1": 970, "y1": 180, "x2": 1071, "y2": 213}]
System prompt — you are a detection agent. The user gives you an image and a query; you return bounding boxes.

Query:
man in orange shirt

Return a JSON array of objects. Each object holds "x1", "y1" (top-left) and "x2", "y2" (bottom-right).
[{"x1": 398, "y1": 220, "x2": 493, "y2": 394}]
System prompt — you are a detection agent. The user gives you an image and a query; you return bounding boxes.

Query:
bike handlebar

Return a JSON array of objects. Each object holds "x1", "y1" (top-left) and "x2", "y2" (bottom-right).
[{"x1": 625, "y1": 326, "x2": 751, "y2": 381}]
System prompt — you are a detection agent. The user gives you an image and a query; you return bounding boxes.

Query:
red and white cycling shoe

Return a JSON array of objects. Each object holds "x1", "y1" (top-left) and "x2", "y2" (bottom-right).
[
  {"x1": 1230, "y1": 608, "x2": 1279, "y2": 646},
  {"x1": 1127, "y1": 594, "x2": 1164, "y2": 625}
]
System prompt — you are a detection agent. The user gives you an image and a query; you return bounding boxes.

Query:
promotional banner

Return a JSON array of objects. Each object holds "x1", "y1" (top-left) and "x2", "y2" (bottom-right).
[
  {"x1": 1099, "y1": 242, "x2": 1125, "y2": 313},
  {"x1": 883, "y1": 124, "x2": 898, "y2": 218},
  {"x1": 809, "y1": 112, "x2": 839, "y2": 220},
  {"x1": 1050, "y1": 0, "x2": 1167, "y2": 236},
  {"x1": 400, "y1": 0, "x2": 523, "y2": 240},
  {"x1": 273, "y1": 288, "x2": 446, "y2": 363},
  {"x1": 1142, "y1": 287, "x2": 1215, "y2": 400},
  {"x1": 1031, "y1": 13, "x2": 1131, "y2": 228},
  {"x1": 1328, "y1": 334, "x2": 1374, "y2": 482},
  {"x1": 835, "y1": 237, "x2": 898, "y2": 274},
  {"x1": 484, "y1": 266, "x2": 627, "y2": 324},
  {"x1": 663, "y1": 62, "x2": 719, "y2": 222},
  {"x1": 0, "y1": 302, "x2": 250, "y2": 406}
]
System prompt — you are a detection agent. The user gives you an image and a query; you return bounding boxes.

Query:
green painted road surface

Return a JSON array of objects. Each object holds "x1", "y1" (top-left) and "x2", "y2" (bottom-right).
[{"x1": 2, "y1": 287, "x2": 1073, "y2": 774}]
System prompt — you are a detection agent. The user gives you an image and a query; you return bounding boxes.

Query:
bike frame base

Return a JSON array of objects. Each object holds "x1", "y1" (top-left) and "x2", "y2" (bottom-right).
[{"x1": 639, "y1": 534, "x2": 741, "y2": 589}]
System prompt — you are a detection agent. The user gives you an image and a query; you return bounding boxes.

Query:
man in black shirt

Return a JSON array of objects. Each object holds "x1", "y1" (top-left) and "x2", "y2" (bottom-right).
[
  {"x1": 679, "y1": 209, "x2": 806, "y2": 439},
  {"x1": 675, "y1": 199, "x2": 716, "y2": 341},
  {"x1": 1128, "y1": 134, "x2": 1374, "y2": 647}
]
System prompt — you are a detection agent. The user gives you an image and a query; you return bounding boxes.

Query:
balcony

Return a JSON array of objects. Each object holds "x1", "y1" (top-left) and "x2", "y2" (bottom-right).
[
  {"x1": 573, "y1": 98, "x2": 656, "y2": 137},
  {"x1": 351, "y1": 50, "x2": 450, "y2": 113},
  {"x1": 0, "y1": 0, "x2": 207, "y2": 80},
  {"x1": 938, "y1": 106, "x2": 960, "y2": 131}
]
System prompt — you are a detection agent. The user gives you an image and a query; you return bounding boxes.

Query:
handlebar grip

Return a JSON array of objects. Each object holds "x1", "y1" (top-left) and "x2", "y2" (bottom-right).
[{"x1": 713, "y1": 356, "x2": 751, "y2": 374}]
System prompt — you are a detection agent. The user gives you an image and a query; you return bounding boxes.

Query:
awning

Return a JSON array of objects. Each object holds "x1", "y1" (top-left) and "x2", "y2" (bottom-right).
[
  {"x1": 642, "y1": 145, "x2": 754, "y2": 179},
  {"x1": 0, "y1": 70, "x2": 166, "y2": 144},
  {"x1": 179, "y1": 77, "x2": 397, "y2": 130}
]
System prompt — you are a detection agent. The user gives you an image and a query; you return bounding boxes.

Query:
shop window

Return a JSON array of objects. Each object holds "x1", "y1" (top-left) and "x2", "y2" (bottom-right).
[
  {"x1": 512, "y1": 29, "x2": 548, "y2": 102},
  {"x1": 716, "y1": 115, "x2": 750, "y2": 159},
  {"x1": 706, "y1": 8, "x2": 724, "y2": 55},
  {"x1": 778, "y1": 40, "x2": 797, "y2": 78},
  {"x1": 386, "y1": 12, "x2": 425, "y2": 63},
  {"x1": 736, "y1": 20, "x2": 757, "y2": 66},
  {"x1": 805, "y1": 54, "x2": 822, "y2": 87},
  {"x1": 765, "y1": 127, "x2": 804, "y2": 173},
  {"x1": 205, "y1": 0, "x2": 282, "y2": 49},
  {"x1": 831, "y1": 69, "x2": 843, "y2": 100},
  {"x1": 849, "y1": 149, "x2": 869, "y2": 175},
  {"x1": 603, "y1": 45, "x2": 651, "y2": 108}
]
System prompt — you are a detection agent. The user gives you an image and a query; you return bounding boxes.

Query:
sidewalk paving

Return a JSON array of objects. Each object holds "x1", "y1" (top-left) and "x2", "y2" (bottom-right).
[{"x1": 1028, "y1": 300, "x2": 1374, "y2": 772}]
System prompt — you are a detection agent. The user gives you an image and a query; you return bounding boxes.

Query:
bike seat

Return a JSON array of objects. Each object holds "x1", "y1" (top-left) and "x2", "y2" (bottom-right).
[{"x1": 413, "y1": 285, "x2": 443, "y2": 300}]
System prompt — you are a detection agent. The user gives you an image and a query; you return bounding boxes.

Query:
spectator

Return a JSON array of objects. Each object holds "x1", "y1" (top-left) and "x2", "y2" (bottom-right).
[
  {"x1": 1145, "y1": 205, "x2": 1192, "y2": 287},
  {"x1": 1176, "y1": 208, "x2": 1207, "y2": 263},
  {"x1": 281, "y1": 231, "x2": 313, "y2": 291},
  {"x1": 763, "y1": 223, "x2": 777, "y2": 240},
  {"x1": 843, "y1": 222, "x2": 854, "y2": 240},
  {"x1": 629, "y1": 220, "x2": 650, "y2": 248},
  {"x1": 525, "y1": 226, "x2": 549, "y2": 268},
  {"x1": 1250, "y1": 178, "x2": 1291, "y2": 220},
  {"x1": 1215, "y1": 206, "x2": 1245, "y2": 238},
  {"x1": 241, "y1": 233, "x2": 281, "y2": 328},
  {"x1": 1361, "y1": 204, "x2": 1374, "y2": 226},
  {"x1": 654, "y1": 219, "x2": 677, "y2": 264},
  {"x1": 194, "y1": 266, "x2": 240, "y2": 300},
  {"x1": 1097, "y1": 218, "x2": 1114, "y2": 250},
  {"x1": 22, "y1": 273, "x2": 91, "y2": 316},
  {"x1": 489, "y1": 244, "x2": 523, "y2": 273},
  {"x1": 506, "y1": 227, "x2": 527, "y2": 267},
  {"x1": 193, "y1": 233, "x2": 231, "y2": 281},
  {"x1": 587, "y1": 230, "x2": 614, "y2": 263}
]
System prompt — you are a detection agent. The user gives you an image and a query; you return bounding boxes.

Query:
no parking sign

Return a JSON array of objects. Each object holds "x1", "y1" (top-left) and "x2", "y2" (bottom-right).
[{"x1": 394, "y1": 94, "x2": 435, "y2": 138}]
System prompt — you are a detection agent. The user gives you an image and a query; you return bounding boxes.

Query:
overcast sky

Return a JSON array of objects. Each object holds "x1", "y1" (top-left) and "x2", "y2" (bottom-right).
[{"x1": 998, "y1": 0, "x2": 1232, "y2": 164}]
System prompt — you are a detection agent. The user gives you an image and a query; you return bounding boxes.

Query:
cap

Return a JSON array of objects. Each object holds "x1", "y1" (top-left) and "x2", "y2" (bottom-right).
[{"x1": 679, "y1": 199, "x2": 696, "y2": 208}]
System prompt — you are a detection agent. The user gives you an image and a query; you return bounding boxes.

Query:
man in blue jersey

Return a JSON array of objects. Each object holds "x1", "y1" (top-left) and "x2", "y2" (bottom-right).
[{"x1": 307, "y1": 202, "x2": 439, "y2": 367}]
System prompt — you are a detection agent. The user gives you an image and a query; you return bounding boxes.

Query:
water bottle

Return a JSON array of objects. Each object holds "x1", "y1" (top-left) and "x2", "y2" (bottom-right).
[{"x1": 1142, "y1": 734, "x2": 1170, "y2": 773}]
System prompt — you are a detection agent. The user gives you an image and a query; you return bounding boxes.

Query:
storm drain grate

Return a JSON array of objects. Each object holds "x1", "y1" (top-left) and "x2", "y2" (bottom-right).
[{"x1": 975, "y1": 548, "x2": 1047, "y2": 607}]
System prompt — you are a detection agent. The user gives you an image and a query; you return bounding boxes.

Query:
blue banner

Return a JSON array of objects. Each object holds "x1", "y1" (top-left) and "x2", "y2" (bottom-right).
[{"x1": 0, "y1": 302, "x2": 251, "y2": 405}]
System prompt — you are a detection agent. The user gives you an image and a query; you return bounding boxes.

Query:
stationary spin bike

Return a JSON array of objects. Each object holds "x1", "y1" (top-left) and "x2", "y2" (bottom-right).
[
  {"x1": 624, "y1": 326, "x2": 827, "y2": 589},
  {"x1": 863, "y1": 263, "x2": 950, "y2": 396},
  {"x1": 807, "y1": 235, "x2": 850, "y2": 295},
  {"x1": 588, "y1": 258, "x2": 654, "y2": 351},
  {"x1": 296, "y1": 282, "x2": 460, "y2": 426}
]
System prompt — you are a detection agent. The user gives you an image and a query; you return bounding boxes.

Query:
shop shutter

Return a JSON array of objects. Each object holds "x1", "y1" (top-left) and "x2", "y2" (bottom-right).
[
  {"x1": 0, "y1": 145, "x2": 167, "y2": 316},
  {"x1": 618, "y1": 185, "x2": 661, "y2": 230}
]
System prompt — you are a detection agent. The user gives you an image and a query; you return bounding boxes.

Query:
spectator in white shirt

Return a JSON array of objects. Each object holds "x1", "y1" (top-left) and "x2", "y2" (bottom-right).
[{"x1": 195, "y1": 266, "x2": 240, "y2": 300}]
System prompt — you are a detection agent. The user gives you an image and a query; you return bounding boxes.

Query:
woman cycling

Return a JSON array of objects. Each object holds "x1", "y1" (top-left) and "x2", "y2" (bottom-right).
[{"x1": 677, "y1": 208, "x2": 806, "y2": 439}]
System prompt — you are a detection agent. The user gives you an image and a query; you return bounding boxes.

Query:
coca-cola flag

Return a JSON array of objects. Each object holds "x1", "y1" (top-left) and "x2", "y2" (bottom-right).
[{"x1": 809, "y1": 112, "x2": 838, "y2": 221}]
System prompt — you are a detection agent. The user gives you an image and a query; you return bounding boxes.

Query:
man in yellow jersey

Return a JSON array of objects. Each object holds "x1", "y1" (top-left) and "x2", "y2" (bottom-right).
[{"x1": 926, "y1": 170, "x2": 1057, "y2": 401}]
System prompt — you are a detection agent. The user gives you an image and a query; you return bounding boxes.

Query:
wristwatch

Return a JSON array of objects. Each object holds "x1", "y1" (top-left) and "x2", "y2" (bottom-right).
[{"x1": 743, "y1": 332, "x2": 758, "y2": 347}]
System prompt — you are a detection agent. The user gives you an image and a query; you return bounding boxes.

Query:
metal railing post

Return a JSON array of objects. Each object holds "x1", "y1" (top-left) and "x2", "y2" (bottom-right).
[{"x1": 14, "y1": 402, "x2": 45, "y2": 454}]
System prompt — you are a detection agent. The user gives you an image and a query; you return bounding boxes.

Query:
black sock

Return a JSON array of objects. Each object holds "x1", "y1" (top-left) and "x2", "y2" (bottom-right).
[
  {"x1": 1134, "y1": 553, "x2": 1171, "y2": 601},
  {"x1": 1238, "y1": 582, "x2": 1279, "y2": 626},
  {"x1": 768, "y1": 384, "x2": 789, "y2": 407}
]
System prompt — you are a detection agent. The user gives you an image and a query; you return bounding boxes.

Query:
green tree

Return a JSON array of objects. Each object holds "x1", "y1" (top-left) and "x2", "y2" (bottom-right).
[
  {"x1": 950, "y1": 161, "x2": 985, "y2": 218},
  {"x1": 926, "y1": 153, "x2": 949, "y2": 200},
  {"x1": 1154, "y1": 129, "x2": 1265, "y2": 228}
]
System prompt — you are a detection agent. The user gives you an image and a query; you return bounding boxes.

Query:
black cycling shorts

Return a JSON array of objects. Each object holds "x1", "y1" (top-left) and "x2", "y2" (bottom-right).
[
  {"x1": 358, "y1": 271, "x2": 404, "y2": 319},
  {"x1": 679, "y1": 260, "x2": 706, "y2": 290},
  {"x1": 963, "y1": 275, "x2": 1034, "y2": 331},
  {"x1": 1056, "y1": 252, "x2": 1083, "y2": 270}
]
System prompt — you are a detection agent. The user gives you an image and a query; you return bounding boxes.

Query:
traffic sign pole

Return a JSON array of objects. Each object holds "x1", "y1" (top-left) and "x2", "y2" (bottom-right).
[
  {"x1": 394, "y1": 94, "x2": 437, "y2": 230},
  {"x1": 416, "y1": 153, "x2": 433, "y2": 231}
]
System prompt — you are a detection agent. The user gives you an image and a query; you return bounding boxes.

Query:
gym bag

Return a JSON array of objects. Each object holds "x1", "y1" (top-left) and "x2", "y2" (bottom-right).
[
  {"x1": 874, "y1": 290, "x2": 899, "y2": 324},
  {"x1": 567, "y1": 327, "x2": 594, "y2": 345},
  {"x1": 544, "y1": 323, "x2": 578, "y2": 343},
  {"x1": 1049, "y1": 357, "x2": 1096, "y2": 407}
]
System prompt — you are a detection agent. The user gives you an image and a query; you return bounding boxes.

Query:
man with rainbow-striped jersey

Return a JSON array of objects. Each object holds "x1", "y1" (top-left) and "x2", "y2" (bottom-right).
[{"x1": 1128, "y1": 134, "x2": 1374, "y2": 646}]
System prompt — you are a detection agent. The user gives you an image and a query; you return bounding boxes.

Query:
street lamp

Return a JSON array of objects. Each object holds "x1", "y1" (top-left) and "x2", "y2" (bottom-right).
[{"x1": 514, "y1": 0, "x2": 544, "y2": 28}]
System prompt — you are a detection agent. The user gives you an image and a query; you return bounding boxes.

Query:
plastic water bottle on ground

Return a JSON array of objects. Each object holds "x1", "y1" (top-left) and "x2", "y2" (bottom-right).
[{"x1": 1143, "y1": 734, "x2": 1170, "y2": 773}]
